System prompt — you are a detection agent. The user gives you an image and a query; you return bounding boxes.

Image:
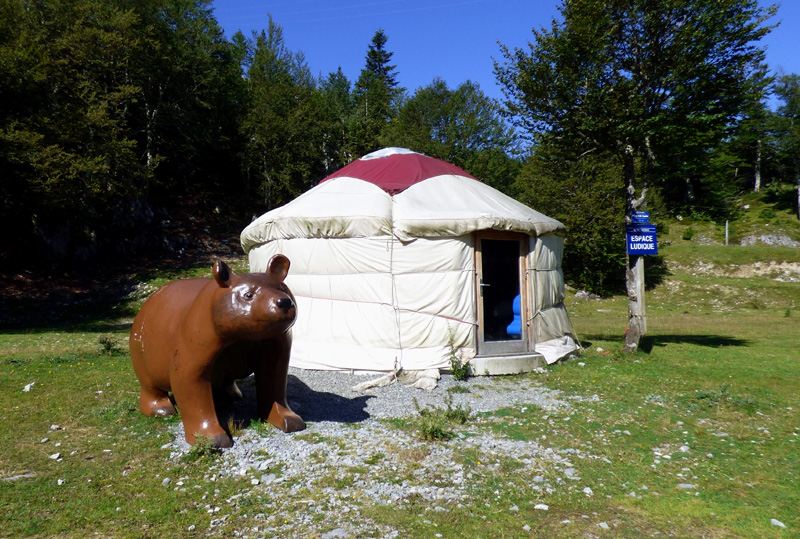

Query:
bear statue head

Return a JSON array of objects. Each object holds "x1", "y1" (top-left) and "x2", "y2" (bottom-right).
[{"x1": 210, "y1": 254, "x2": 297, "y2": 341}]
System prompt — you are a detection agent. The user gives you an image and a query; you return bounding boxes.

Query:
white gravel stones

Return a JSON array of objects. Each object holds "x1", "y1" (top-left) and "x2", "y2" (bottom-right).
[
  {"x1": 534, "y1": 503, "x2": 549, "y2": 511},
  {"x1": 164, "y1": 367, "x2": 592, "y2": 537},
  {"x1": 321, "y1": 528, "x2": 350, "y2": 539},
  {"x1": 2, "y1": 472, "x2": 36, "y2": 482}
]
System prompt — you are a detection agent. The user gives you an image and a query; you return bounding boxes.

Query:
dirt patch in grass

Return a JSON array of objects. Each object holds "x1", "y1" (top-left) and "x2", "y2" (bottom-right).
[{"x1": 669, "y1": 260, "x2": 800, "y2": 280}]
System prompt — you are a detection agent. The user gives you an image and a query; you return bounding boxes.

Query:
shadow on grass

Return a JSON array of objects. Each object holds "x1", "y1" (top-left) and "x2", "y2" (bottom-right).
[
  {"x1": 640, "y1": 334, "x2": 750, "y2": 352},
  {"x1": 217, "y1": 374, "x2": 374, "y2": 428},
  {"x1": 764, "y1": 184, "x2": 798, "y2": 214},
  {"x1": 644, "y1": 254, "x2": 671, "y2": 289},
  {"x1": 0, "y1": 247, "x2": 243, "y2": 333},
  {"x1": 580, "y1": 334, "x2": 750, "y2": 353},
  {"x1": 0, "y1": 322, "x2": 135, "y2": 337}
]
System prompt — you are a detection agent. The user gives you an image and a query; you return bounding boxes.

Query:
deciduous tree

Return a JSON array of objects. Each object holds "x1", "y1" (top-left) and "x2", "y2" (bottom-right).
[
  {"x1": 382, "y1": 78, "x2": 519, "y2": 190},
  {"x1": 496, "y1": 0, "x2": 775, "y2": 352}
]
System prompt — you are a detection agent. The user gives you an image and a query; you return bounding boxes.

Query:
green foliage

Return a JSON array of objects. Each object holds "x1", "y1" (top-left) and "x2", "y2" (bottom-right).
[
  {"x1": 441, "y1": 394, "x2": 472, "y2": 424},
  {"x1": 682, "y1": 227, "x2": 696, "y2": 241},
  {"x1": 382, "y1": 78, "x2": 520, "y2": 191},
  {"x1": 515, "y1": 149, "x2": 627, "y2": 294},
  {"x1": 247, "y1": 418, "x2": 272, "y2": 435},
  {"x1": 350, "y1": 29, "x2": 404, "y2": 156},
  {"x1": 181, "y1": 434, "x2": 222, "y2": 463},
  {"x1": 447, "y1": 326, "x2": 472, "y2": 381},
  {"x1": 226, "y1": 417, "x2": 246, "y2": 438},
  {"x1": 758, "y1": 207, "x2": 777, "y2": 220},
  {"x1": 449, "y1": 358, "x2": 472, "y2": 382},
  {"x1": 0, "y1": 0, "x2": 243, "y2": 265},
  {"x1": 97, "y1": 335, "x2": 123, "y2": 356},
  {"x1": 414, "y1": 411, "x2": 453, "y2": 441},
  {"x1": 411, "y1": 395, "x2": 472, "y2": 441},
  {"x1": 690, "y1": 384, "x2": 758, "y2": 410},
  {"x1": 496, "y1": 0, "x2": 776, "y2": 295},
  {"x1": 496, "y1": 0, "x2": 775, "y2": 218},
  {"x1": 364, "y1": 453, "x2": 385, "y2": 465},
  {"x1": 236, "y1": 18, "x2": 325, "y2": 209},
  {"x1": 318, "y1": 68, "x2": 356, "y2": 173},
  {"x1": 773, "y1": 74, "x2": 800, "y2": 220},
  {"x1": 2, "y1": 236, "x2": 800, "y2": 537}
]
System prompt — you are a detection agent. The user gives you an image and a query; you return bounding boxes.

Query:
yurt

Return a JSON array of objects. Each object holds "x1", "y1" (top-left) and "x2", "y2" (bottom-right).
[{"x1": 240, "y1": 148, "x2": 579, "y2": 375}]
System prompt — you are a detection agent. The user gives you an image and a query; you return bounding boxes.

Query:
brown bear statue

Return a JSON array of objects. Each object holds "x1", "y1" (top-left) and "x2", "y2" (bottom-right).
[{"x1": 129, "y1": 255, "x2": 305, "y2": 447}]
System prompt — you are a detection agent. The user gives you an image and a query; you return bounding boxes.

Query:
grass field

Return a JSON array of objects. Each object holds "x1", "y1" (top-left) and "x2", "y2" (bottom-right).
[{"x1": 1, "y1": 205, "x2": 799, "y2": 538}]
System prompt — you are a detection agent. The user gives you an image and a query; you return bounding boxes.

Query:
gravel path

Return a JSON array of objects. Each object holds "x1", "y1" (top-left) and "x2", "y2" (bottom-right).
[{"x1": 165, "y1": 368, "x2": 595, "y2": 538}]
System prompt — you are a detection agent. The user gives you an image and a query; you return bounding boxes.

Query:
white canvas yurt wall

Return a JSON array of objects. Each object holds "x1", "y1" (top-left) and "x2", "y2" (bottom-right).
[{"x1": 240, "y1": 148, "x2": 579, "y2": 372}]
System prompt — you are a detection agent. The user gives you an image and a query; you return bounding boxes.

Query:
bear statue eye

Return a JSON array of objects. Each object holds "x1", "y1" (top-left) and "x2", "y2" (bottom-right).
[{"x1": 244, "y1": 291, "x2": 254, "y2": 301}]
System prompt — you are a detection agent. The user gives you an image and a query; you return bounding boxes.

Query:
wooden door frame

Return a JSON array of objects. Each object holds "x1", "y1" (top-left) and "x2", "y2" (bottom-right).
[{"x1": 474, "y1": 231, "x2": 531, "y2": 356}]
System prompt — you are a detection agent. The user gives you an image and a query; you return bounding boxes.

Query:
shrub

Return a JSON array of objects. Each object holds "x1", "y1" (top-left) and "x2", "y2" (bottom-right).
[
  {"x1": 691, "y1": 384, "x2": 757, "y2": 409},
  {"x1": 759, "y1": 208, "x2": 777, "y2": 220},
  {"x1": 411, "y1": 395, "x2": 472, "y2": 441},
  {"x1": 447, "y1": 327, "x2": 472, "y2": 381},
  {"x1": 226, "y1": 417, "x2": 246, "y2": 438},
  {"x1": 97, "y1": 335, "x2": 122, "y2": 355},
  {"x1": 181, "y1": 434, "x2": 222, "y2": 463}
]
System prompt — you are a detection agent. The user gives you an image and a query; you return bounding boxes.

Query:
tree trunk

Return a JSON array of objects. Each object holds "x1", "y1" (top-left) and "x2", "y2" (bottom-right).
[
  {"x1": 623, "y1": 144, "x2": 646, "y2": 353},
  {"x1": 624, "y1": 255, "x2": 646, "y2": 353},
  {"x1": 754, "y1": 139, "x2": 762, "y2": 192}
]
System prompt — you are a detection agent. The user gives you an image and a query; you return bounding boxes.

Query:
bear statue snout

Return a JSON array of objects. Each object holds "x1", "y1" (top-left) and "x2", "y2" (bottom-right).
[{"x1": 276, "y1": 296, "x2": 294, "y2": 313}]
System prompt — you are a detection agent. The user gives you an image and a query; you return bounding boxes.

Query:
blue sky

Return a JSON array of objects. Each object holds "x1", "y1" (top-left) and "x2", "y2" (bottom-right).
[{"x1": 211, "y1": 0, "x2": 799, "y2": 105}]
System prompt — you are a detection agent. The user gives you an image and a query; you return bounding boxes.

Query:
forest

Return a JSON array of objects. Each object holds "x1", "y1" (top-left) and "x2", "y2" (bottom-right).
[{"x1": 1, "y1": 0, "x2": 798, "y2": 295}]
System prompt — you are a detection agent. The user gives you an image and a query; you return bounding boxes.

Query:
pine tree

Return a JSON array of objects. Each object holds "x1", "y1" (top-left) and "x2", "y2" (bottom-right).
[
  {"x1": 350, "y1": 29, "x2": 404, "y2": 157},
  {"x1": 774, "y1": 73, "x2": 800, "y2": 221},
  {"x1": 238, "y1": 18, "x2": 325, "y2": 209}
]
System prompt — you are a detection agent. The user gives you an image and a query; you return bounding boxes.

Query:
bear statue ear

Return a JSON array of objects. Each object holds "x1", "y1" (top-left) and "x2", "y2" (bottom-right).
[
  {"x1": 213, "y1": 260, "x2": 233, "y2": 288},
  {"x1": 266, "y1": 254, "x2": 290, "y2": 281}
]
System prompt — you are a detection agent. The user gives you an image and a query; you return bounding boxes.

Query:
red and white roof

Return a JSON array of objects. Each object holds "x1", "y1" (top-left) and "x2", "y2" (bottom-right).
[
  {"x1": 241, "y1": 148, "x2": 565, "y2": 252},
  {"x1": 320, "y1": 147, "x2": 478, "y2": 194}
]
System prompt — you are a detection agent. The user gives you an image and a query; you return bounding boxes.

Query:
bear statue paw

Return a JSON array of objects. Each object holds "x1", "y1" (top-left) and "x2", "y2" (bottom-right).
[
  {"x1": 267, "y1": 402, "x2": 306, "y2": 433},
  {"x1": 213, "y1": 432, "x2": 233, "y2": 448},
  {"x1": 140, "y1": 395, "x2": 176, "y2": 417}
]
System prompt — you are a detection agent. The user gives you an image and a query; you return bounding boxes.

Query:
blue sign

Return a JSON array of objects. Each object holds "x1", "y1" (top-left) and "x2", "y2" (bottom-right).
[
  {"x1": 631, "y1": 211, "x2": 650, "y2": 224},
  {"x1": 626, "y1": 224, "x2": 658, "y2": 255}
]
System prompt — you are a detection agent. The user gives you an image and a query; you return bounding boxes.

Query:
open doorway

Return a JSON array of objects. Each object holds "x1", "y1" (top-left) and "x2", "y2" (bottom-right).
[{"x1": 476, "y1": 234, "x2": 528, "y2": 355}]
